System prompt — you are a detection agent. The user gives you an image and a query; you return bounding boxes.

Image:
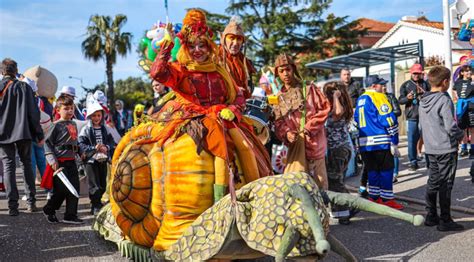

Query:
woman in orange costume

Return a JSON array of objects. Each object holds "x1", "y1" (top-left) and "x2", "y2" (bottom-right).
[{"x1": 149, "y1": 10, "x2": 270, "y2": 201}]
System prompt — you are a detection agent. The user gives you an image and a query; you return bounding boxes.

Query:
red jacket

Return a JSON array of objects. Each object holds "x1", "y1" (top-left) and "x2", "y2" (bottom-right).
[
  {"x1": 274, "y1": 85, "x2": 330, "y2": 160},
  {"x1": 149, "y1": 44, "x2": 245, "y2": 119}
]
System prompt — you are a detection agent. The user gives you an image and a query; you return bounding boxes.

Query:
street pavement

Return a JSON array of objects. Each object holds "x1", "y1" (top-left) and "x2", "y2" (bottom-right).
[
  {"x1": 1, "y1": 136, "x2": 474, "y2": 261},
  {"x1": 327, "y1": 137, "x2": 474, "y2": 261},
  {"x1": 0, "y1": 172, "x2": 126, "y2": 261}
]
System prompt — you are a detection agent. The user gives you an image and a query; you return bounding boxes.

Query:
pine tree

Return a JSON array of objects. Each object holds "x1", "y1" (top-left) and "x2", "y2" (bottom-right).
[{"x1": 201, "y1": 0, "x2": 365, "y2": 78}]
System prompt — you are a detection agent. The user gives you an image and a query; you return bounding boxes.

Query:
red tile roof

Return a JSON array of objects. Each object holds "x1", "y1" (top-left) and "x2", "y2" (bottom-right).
[
  {"x1": 404, "y1": 20, "x2": 444, "y2": 30},
  {"x1": 403, "y1": 17, "x2": 444, "y2": 30},
  {"x1": 355, "y1": 18, "x2": 395, "y2": 32}
]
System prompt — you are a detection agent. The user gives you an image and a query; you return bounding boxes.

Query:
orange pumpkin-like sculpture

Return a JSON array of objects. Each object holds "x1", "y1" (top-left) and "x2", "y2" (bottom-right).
[{"x1": 110, "y1": 123, "x2": 219, "y2": 250}]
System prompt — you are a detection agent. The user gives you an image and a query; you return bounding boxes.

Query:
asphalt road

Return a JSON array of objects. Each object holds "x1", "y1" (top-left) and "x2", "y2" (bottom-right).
[
  {"x1": 325, "y1": 203, "x2": 474, "y2": 261},
  {"x1": 0, "y1": 174, "x2": 126, "y2": 262},
  {"x1": 1, "y1": 136, "x2": 474, "y2": 261}
]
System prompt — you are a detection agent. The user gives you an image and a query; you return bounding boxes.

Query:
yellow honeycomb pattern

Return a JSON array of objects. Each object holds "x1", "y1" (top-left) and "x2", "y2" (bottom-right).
[{"x1": 161, "y1": 172, "x2": 329, "y2": 260}]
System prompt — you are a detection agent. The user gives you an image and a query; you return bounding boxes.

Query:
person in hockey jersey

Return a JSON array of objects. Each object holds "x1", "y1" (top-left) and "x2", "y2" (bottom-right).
[{"x1": 354, "y1": 75, "x2": 403, "y2": 210}]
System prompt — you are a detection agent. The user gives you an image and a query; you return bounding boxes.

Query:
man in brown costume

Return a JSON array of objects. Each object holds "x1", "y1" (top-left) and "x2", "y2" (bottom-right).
[
  {"x1": 219, "y1": 16, "x2": 256, "y2": 99},
  {"x1": 272, "y1": 53, "x2": 331, "y2": 189}
]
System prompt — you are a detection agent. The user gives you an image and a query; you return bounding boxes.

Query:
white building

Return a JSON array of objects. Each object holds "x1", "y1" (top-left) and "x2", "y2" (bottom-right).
[{"x1": 351, "y1": 15, "x2": 471, "y2": 92}]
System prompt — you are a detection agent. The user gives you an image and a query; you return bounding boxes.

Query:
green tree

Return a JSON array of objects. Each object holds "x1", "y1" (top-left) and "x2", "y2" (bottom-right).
[
  {"x1": 79, "y1": 77, "x2": 152, "y2": 111},
  {"x1": 201, "y1": 0, "x2": 365, "y2": 78},
  {"x1": 114, "y1": 77, "x2": 153, "y2": 109},
  {"x1": 78, "y1": 83, "x2": 105, "y2": 107},
  {"x1": 81, "y1": 14, "x2": 133, "y2": 112}
]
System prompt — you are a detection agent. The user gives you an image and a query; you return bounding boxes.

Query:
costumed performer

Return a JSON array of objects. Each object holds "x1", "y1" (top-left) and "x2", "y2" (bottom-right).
[
  {"x1": 218, "y1": 16, "x2": 256, "y2": 99},
  {"x1": 149, "y1": 9, "x2": 271, "y2": 201},
  {"x1": 271, "y1": 53, "x2": 330, "y2": 189}
]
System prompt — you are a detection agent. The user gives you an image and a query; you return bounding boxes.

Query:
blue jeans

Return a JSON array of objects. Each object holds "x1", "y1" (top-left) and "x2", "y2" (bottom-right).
[
  {"x1": 345, "y1": 133, "x2": 356, "y2": 177},
  {"x1": 394, "y1": 156, "x2": 399, "y2": 176},
  {"x1": 31, "y1": 143, "x2": 46, "y2": 179},
  {"x1": 407, "y1": 120, "x2": 420, "y2": 165}
]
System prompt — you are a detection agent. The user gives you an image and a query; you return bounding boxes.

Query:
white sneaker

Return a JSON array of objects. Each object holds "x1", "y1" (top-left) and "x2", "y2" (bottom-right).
[
  {"x1": 46, "y1": 192, "x2": 52, "y2": 200},
  {"x1": 22, "y1": 195, "x2": 27, "y2": 201}
]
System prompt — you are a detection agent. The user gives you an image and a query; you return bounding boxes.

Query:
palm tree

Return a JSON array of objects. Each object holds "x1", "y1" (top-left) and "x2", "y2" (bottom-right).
[{"x1": 82, "y1": 14, "x2": 132, "y2": 111}]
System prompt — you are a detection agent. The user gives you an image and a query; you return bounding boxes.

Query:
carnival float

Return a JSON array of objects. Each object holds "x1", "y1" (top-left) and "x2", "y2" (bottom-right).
[{"x1": 93, "y1": 9, "x2": 425, "y2": 262}]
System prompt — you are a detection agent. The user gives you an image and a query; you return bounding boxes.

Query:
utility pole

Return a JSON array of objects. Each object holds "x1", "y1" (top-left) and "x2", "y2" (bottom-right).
[{"x1": 442, "y1": 0, "x2": 453, "y2": 95}]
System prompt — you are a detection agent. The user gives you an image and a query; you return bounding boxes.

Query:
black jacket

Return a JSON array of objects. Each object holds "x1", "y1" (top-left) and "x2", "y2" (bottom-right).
[
  {"x1": 78, "y1": 122, "x2": 115, "y2": 163},
  {"x1": 0, "y1": 77, "x2": 44, "y2": 144},
  {"x1": 346, "y1": 79, "x2": 364, "y2": 108},
  {"x1": 386, "y1": 93, "x2": 402, "y2": 117},
  {"x1": 454, "y1": 78, "x2": 474, "y2": 99},
  {"x1": 398, "y1": 79, "x2": 430, "y2": 120}
]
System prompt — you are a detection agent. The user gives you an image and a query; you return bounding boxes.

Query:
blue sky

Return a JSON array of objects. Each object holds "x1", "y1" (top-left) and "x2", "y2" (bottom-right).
[{"x1": 0, "y1": 0, "x2": 446, "y2": 99}]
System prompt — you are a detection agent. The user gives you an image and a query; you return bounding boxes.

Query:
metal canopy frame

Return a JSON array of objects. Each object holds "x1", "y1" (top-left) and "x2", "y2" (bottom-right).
[
  {"x1": 305, "y1": 40, "x2": 424, "y2": 88},
  {"x1": 305, "y1": 41, "x2": 423, "y2": 71}
]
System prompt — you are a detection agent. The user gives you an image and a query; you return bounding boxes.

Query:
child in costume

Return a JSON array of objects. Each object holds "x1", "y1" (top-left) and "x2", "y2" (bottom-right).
[
  {"x1": 79, "y1": 95, "x2": 115, "y2": 215},
  {"x1": 133, "y1": 103, "x2": 147, "y2": 126},
  {"x1": 42, "y1": 95, "x2": 83, "y2": 224},
  {"x1": 272, "y1": 53, "x2": 330, "y2": 189}
]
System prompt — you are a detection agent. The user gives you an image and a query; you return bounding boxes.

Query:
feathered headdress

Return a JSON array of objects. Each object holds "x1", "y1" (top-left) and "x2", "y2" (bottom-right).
[{"x1": 177, "y1": 9, "x2": 213, "y2": 44}]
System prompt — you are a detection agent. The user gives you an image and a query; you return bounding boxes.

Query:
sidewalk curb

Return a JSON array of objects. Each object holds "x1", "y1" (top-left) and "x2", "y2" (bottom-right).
[{"x1": 346, "y1": 185, "x2": 474, "y2": 216}]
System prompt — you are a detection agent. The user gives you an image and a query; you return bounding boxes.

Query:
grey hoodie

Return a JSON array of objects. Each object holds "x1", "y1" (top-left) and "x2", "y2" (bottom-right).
[{"x1": 419, "y1": 91, "x2": 464, "y2": 154}]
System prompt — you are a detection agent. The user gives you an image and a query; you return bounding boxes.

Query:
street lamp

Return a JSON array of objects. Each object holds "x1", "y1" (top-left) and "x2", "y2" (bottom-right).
[{"x1": 68, "y1": 75, "x2": 84, "y2": 90}]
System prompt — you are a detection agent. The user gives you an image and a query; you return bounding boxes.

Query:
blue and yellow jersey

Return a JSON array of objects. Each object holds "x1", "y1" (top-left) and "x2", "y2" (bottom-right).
[{"x1": 354, "y1": 89, "x2": 399, "y2": 152}]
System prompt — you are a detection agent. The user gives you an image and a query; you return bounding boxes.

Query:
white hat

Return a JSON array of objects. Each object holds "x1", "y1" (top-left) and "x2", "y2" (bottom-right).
[
  {"x1": 93, "y1": 90, "x2": 107, "y2": 106},
  {"x1": 86, "y1": 93, "x2": 104, "y2": 118},
  {"x1": 60, "y1": 85, "x2": 76, "y2": 97},
  {"x1": 22, "y1": 76, "x2": 38, "y2": 93},
  {"x1": 251, "y1": 87, "x2": 266, "y2": 98}
]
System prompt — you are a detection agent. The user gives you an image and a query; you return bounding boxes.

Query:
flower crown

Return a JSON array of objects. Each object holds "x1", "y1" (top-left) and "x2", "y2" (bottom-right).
[{"x1": 177, "y1": 20, "x2": 213, "y2": 44}]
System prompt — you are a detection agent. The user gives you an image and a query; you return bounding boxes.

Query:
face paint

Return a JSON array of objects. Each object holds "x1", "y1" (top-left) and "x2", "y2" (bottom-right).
[
  {"x1": 188, "y1": 37, "x2": 210, "y2": 63},
  {"x1": 225, "y1": 34, "x2": 244, "y2": 55}
]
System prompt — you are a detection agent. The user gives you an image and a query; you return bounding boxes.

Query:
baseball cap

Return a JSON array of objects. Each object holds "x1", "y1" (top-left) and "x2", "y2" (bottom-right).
[
  {"x1": 410, "y1": 63, "x2": 423, "y2": 74},
  {"x1": 365, "y1": 75, "x2": 388, "y2": 87},
  {"x1": 60, "y1": 85, "x2": 76, "y2": 97}
]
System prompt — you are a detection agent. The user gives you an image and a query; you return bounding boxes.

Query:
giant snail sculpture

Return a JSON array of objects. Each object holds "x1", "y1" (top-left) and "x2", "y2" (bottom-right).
[{"x1": 94, "y1": 121, "x2": 425, "y2": 262}]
